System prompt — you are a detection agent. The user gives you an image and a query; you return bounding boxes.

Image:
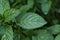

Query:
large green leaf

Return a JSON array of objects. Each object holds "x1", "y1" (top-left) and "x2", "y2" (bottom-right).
[
  {"x1": 55, "y1": 34, "x2": 60, "y2": 40},
  {"x1": 47, "y1": 25, "x2": 60, "y2": 35},
  {"x1": 4, "y1": 9, "x2": 20, "y2": 22},
  {"x1": 1, "y1": 25, "x2": 13, "y2": 40},
  {"x1": 0, "y1": 0, "x2": 10, "y2": 15},
  {"x1": 39, "y1": 0, "x2": 52, "y2": 15},
  {"x1": 16, "y1": 12, "x2": 47, "y2": 29}
]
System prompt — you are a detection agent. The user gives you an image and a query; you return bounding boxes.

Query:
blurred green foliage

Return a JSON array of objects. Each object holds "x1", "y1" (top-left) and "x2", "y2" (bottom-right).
[{"x1": 0, "y1": 0, "x2": 60, "y2": 40}]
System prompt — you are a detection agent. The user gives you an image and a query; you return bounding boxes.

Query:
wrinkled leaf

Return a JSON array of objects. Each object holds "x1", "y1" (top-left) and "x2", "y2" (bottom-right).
[
  {"x1": 0, "y1": 26, "x2": 5, "y2": 37},
  {"x1": 0, "y1": 0, "x2": 10, "y2": 15},
  {"x1": 40, "y1": 0, "x2": 52, "y2": 15},
  {"x1": 19, "y1": 0, "x2": 34, "y2": 13},
  {"x1": 16, "y1": 12, "x2": 47, "y2": 29},
  {"x1": 1, "y1": 25, "x2": 13, "y2": 40},
  {"x1": 36, "y1": 30, "x2": 54, "y2": 40},
  {"x1": 47, "y1": 25, "x2": 60, "y2": 35},
  {"x1": 4, "y1": 9, "x2": 20, "y2": 22}
]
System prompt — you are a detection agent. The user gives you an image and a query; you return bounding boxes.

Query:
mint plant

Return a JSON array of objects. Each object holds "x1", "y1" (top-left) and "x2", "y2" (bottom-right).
[{"x1": 0, "y1": 0, "x2": 60, "y2": 40}]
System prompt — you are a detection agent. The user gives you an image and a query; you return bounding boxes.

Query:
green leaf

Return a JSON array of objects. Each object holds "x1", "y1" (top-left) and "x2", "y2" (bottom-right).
[
  {"x1": 40, "y1": 0, "x2": 52, "y2": 15},
  {"x1": 34, "y1": 29, "x2": 54, "y2": 40},
  {"x1": 19, "y1": 0, "x2": 34, "y2": 13},
  {"x1": 0, "y1": 26, "x2": 5, "y2": 37},
  {"x1": 16, "y1": 12, "x2": 47, "y2": 29},
  {"x1": 32, "y1": 36, "x2": 37, "y2": 40},
  {"x1": 13, "y1": 29, "x2": 20, "y2": 40},
  {"x1": 4, "y1": 9, "x2": 20, "y2": 22},
  {"x1": 37, "y1": 30, "x2": 54, "y2": 40},
  {"x1": 55, "y1": 34, "x2": 60, "y2": 40},
  {"x1": 47, "y1": 25, "x2": 60, "y2": 35},
  {"x1": 1, "y1": 25, "x2": 13, "y2": 40},
  {"x1": 0, "y1": 0, "x2": 10, "y2": 15},
  {"x1": 0, "y1": 15, "x2": 3, "y2": 25}
]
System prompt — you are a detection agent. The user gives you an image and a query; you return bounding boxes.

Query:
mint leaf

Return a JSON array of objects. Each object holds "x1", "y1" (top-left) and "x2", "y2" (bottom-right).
[
  {"x1": 47, "y1": 25, "x2": 60, "y2": 35},
  {"x1": 1, "y1": 25, "x2": 13, "y2": 40},
  {"x1": 16, "y1": 12, "x2": 47, "y2": 29},
  {"x1": 38, "y1": 0, "x2": 52, "y2": 15},
  {"x1": 0, "y1": 0, "x2": 10, "y2": 15},
  {"x1": 4, "y1": 9, "x2": 20, "y2": 22},
  {"x1": 34, "y1": 29, "x2": 54, "y2": 40},
  {"x1": 19, "y1": 0, "x2": 34, "y2": 13}
]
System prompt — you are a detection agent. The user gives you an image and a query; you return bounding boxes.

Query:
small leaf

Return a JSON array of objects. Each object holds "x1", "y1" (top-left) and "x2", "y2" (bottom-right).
[
  {"x1": 40, "y1": 0, "x2": 52, "y2": 15},
  {"x1": 4, "y1": 9, "x2": 20, "y2": 22},
  {"x1": 16, "y1": 12, "x2": 47, "y2": 29},
  {"x1": 55, "y1": 34, "x2": 60, "y2": 40},
  {"x1": 0, "y1": 0, "x2": 10, "y2": 15},
  {"x1": 19, "y1": 0, "x2": 34, "y2": 13},
  {"x1": 0, "y1": 26, "x2": 5, "y2": 36},
  {"x1": 47, "y1": 25, "x2": 60, "y2": 34},
  {"x1": 1, "y1": 25, "x2": 13, "y2": 40}
]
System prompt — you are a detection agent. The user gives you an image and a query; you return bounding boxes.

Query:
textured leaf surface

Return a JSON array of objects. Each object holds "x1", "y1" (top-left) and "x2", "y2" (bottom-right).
[
  {"x1": 40, "y1": 0, "x2": 52, "y2": 15},
  {"x1": 4, "y1": 9, "x2": 20, "y2": 22},
  {"x1": 0, "y1": 0, "x2": 10, "y2": 15},
  {"x1": 1, "y1": 25, "x2": 13, "y2": 40},
  {"x1": 19, "y1": 0, "x2": 34, "y2": 13},
  {"x1": 0, "y1": 26, "x2": 5, "y2": 36},
  {"x1": 36, "y1": 30, "x2": 54, "y2": 40},
  {"x1": 55, "y1": 34, "x2": 60, "y2": 40},
  {"x1": 47, "y1": 25, "x2": 60, "y2": 34},
  {"x1": 16, "y1": 12, "x2": 47, "y2": 29}
]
